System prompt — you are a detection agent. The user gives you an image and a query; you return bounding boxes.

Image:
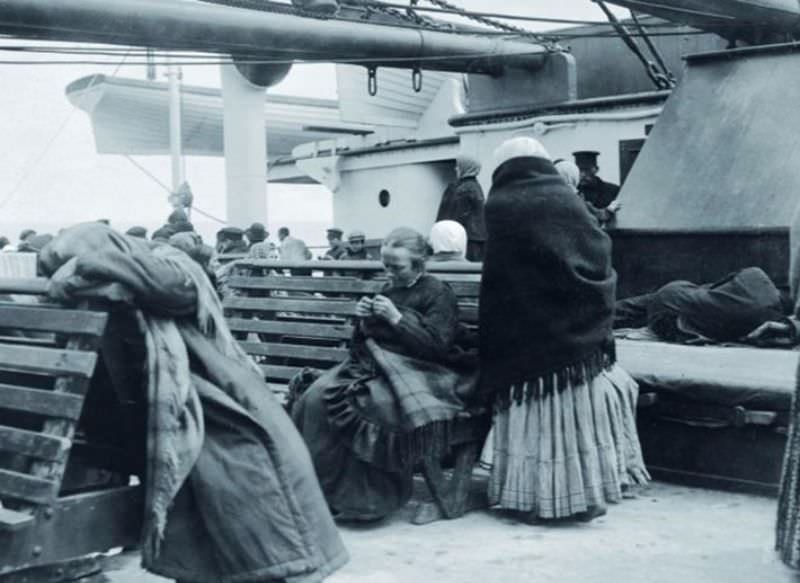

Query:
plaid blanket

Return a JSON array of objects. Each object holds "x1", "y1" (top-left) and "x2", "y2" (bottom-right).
[{"x1": 365, "y1": 338, "x2": 469, "y2": 431}]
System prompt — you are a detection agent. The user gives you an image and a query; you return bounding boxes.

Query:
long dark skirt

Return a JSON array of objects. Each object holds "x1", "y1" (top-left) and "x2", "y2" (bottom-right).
[{"x1": 291, "y1": 362, "x2": 414, "y2": 522}]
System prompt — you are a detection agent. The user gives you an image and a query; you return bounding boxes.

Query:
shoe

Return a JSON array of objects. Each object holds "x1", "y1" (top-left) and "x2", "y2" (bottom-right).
[{"x1": 575, "y1": 505, "x2": 607, "y2": 522}]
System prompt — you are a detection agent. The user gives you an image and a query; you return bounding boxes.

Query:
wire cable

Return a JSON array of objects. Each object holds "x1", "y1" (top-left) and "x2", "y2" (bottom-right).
[{"x1": 124, "y1": 155, "x2": 228, "y2": 225}]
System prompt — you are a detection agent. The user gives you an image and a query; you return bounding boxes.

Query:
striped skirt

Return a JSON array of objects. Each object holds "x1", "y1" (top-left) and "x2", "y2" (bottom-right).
[
  {"x1": 488, "y1": 364, "x2": 649, "y2": 519},
  {"x1": 776, "y1": 361, "x2": 800, "y2": 568}
]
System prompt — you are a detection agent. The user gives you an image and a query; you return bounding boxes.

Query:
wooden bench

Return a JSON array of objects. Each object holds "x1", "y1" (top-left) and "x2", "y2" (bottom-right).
[
  {"x1": 0, "y1": 278, "x2": 142, "y2": 580},
  {"x1": 223, "y1": 259, "x2": 489, "y2": 524}
]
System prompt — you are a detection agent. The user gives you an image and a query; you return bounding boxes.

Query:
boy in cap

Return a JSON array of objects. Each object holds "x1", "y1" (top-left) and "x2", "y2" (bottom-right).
[{"x1": 345, "y1": 230, "x2": 368, "y2": 260}]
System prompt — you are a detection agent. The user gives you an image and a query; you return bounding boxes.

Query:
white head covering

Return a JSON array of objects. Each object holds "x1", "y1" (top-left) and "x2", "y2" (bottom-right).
[
  {"x1": 429, "y1": 220, "x2": 467, "y2": 258},
  {"x1": 492, "y1": 137, "x2": 551, "y2": 176},
  {"x1": 456, "y1": 155, "x2": 481, "y2": 180},
  {"x1": 554, "y1": 159, "x2": 581, "y2": 192}
]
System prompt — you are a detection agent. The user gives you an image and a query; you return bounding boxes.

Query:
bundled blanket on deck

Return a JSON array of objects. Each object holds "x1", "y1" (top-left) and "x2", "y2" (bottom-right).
[{"x1": 39, "y1": 223, "x2": 347, "y2": 583}]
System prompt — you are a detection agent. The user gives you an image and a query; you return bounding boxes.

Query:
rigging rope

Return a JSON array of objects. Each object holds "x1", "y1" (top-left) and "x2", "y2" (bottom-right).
[{"x1": 594, "y1": 0, "x2": 673, "y2": 90}]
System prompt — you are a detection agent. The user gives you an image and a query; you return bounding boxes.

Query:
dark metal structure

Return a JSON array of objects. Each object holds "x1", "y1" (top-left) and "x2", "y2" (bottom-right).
[{"x1": 0, "y1": 0, "x2": 551, "y2": 75}]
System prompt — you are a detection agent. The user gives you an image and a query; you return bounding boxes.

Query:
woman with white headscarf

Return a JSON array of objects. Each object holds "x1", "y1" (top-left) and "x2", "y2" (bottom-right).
[
  {"x1": 429, "y1": 220, "x2": 468, "y2": 262},
  {"x1": 436, "y1": 155, "x2": 487, "y2": 261},
  {"x1": 479, "y1": 136, "x2": 648, "y2": 523}
]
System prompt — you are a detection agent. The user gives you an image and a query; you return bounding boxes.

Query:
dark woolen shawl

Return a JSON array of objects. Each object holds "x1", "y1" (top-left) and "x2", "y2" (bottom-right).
[{"x1": 479, "y1": 156, "x2": 616, "y2": 408}]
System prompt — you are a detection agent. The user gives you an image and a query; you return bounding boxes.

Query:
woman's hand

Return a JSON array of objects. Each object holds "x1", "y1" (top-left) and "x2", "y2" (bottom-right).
[
  {"x1": 371, "y1": 295, "x2": 403, "y2": 325},
  {"x1": 743, "y1": 320, "x2": 798, "y2": 347},
  {"x1": 355, "y1": 296, "x2": 374, "y2": 318}
]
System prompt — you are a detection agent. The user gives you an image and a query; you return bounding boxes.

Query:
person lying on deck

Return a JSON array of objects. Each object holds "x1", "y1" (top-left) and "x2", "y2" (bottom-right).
[
  {"x1": 614, "y1": 267, "x2": 787, "y2": 345},
  {"x1": 291, "y1": 226, "x2": 479, "y2": 522},
  {"x1": 37, "y1": 222, "x2": 348, "y2": 583}
]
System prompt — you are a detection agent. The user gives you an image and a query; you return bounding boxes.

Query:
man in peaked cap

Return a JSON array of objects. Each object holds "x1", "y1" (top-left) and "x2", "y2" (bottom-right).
[
  {"x1": 573, "y1": 150, "x2": 621, "y2": 212},
  {"x1": 323, "y1": 227, "x2": 347, "y2": 260},
  {"x1": 216, "y1": 226, "x2": 248, "y2": 254}
]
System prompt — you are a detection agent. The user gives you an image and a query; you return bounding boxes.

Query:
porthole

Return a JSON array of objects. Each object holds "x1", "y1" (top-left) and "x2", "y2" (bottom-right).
[{"x1": 378, "y1": 189, "x2": 391, "y2": 208}]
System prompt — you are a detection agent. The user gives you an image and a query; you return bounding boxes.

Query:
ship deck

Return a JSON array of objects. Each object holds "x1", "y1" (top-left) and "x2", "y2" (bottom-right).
[{"x1": 102, "y1": 480, "x2": 793, "y2": 583}]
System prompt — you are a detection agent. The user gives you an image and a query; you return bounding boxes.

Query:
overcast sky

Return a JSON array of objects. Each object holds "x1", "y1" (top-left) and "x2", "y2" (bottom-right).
[{"x1": 0, "y1": 1, "x2": 628, "y2": 244}]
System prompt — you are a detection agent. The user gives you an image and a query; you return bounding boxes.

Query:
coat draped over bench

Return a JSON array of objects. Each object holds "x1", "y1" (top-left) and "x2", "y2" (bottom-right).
[{"x1": 38, "y1": 223, "x2": 348, "y2": 583}]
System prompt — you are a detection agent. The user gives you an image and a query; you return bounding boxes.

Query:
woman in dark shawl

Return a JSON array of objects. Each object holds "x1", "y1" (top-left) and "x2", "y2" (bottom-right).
[
  {"x1": 480, "y1": 137, "x2": 648, "y2": 522},
  {"x1": 292, "y1": 227, "x2": 477, "y2": 521},
  {"x1": 436, "y1": 155, "x2": 487, "y2": 262}
]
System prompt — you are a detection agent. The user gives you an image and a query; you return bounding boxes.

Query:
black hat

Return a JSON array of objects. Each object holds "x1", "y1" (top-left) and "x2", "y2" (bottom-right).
[
  {"x1": 572, "y1": 150, "x2": 600, "y2": 168},
  {"x1": 245, "y1": 222, "x2": 268, "y2": 242},
  {"x1": 126, "y1": 226, "x2": 148, "y2": 238},
  {"x1": 152, "y1": 225, "x2": 177, "y2": 241},
  {"x1": 167, "y1": 209, "x2": 188, "y2": 225},
  {"x1": 327, "y1": 227, "x2": 344, "y2": 237},
  {"x1": 217, "y1": 226, "x2": 244, "y2": 240}
]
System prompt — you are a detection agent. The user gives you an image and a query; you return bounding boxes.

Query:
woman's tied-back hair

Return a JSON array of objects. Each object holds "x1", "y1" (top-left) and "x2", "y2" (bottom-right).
[{"x1": 382, "y1": 227, "x2": 428, "y2": 270}]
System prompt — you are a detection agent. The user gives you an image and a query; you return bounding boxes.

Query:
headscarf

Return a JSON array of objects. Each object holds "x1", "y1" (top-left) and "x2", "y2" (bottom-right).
[
  {"x1": 554, "y1": 159, "x2": 580, "y2": 193},
  {"x1": 491, "y1": 136, "x2": 551, "y2": 176},
  {"x1": 429, "y1": 220, "x2": 467, "y2": 259},
  {"x1": 456, "y1": 155, "x2": 481, "y2": 180}
]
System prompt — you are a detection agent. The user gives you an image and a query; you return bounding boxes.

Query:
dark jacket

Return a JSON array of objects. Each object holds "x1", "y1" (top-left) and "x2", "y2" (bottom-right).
[{"x1": 437, "y1": 176, "x2": 487, "y2": 260}]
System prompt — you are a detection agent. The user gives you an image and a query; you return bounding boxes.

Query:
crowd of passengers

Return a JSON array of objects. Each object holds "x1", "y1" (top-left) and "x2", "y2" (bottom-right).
[{"x1": 3, "y1": 136, "x2": 800, "y2": 580}]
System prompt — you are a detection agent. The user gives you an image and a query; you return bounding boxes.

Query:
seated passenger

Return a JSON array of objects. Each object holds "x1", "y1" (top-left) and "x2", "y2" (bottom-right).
[
  {"x1": 344, "y1": 230, "x2": 369, "y2": 260},
  {"x1": 429, "y1": 220, "x2": 468, "y2": 262},
  {"x1": 291, "y1": 227, "x2": 477, "y2": 521},
  {"x1": 615, "y1": 267, "x2": 785, "y2": 344}
]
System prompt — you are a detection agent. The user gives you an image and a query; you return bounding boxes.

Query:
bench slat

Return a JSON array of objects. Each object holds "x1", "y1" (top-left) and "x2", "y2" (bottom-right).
[
  {"x1": 259, "y1": 364, "x2": 306, "y2": 381},
  {"x1": 0, "y1": 277, "x2": 48, "y2": 295},
  {"x1": 0, "y1": 305, "x2": 107, "y2": 336},
  {"x1": 228, "y1": 276, "x2": 384, "y2": 295},
  {"x1": 240, "y1": 341, "x2": 347, "y2": 363},
  {"x1": 0, "y1": 344, "x2": 97, "y2": 378},
  {"x1": 0, "y1": 425, "x2": 70, "y2": 461},
  {"x1": 225, "y1": 297, "x2": 357, "y2": 316},
  {"x1": 0, "y1": 468, "x2": 60, "y2": 505},
  {"x1": 227, "y1": 317, "x2": 354, "y2": 340},
  {"x1": 0, "y1": 384, "x2": 83, "y2": 420}
]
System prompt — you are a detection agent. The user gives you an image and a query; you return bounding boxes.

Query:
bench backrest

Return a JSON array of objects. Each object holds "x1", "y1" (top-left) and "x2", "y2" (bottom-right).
[
  {"x1": 223, "y1": 260, "x2": 481, "y2": 396},
  {"x1": 0, "y1": 278, "x2": 107, "y2": 511}
]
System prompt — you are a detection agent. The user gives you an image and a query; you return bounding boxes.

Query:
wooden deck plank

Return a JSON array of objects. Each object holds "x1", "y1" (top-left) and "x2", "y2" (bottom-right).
[
  {"x1": 226, "y1": 317, "x2": 353, "y2": 340},
  {"x1": 0, "y1": 425, "x2": 70, "y2": 461},
  {"x1": 0, "y1": 383, "x2": 85, "y2": 421},
  {"x1": 0, "y1": 305, "x2": 107, "y2": 336},
  {"x1": 228, "y1": 275, "x2": 384, "y2": 294},
  {"x1": 240, "y1": 341, "x2": 347, "y2": 363},
  {"x1": 0, "y1": 469, "x2": 59, "y2": 505},
  {"x1": 225, "y1": 297, "x2": 358, "y2": 316},
  {"x1": 0, "y1": 344, "x2": 97, "y2": 378}
]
